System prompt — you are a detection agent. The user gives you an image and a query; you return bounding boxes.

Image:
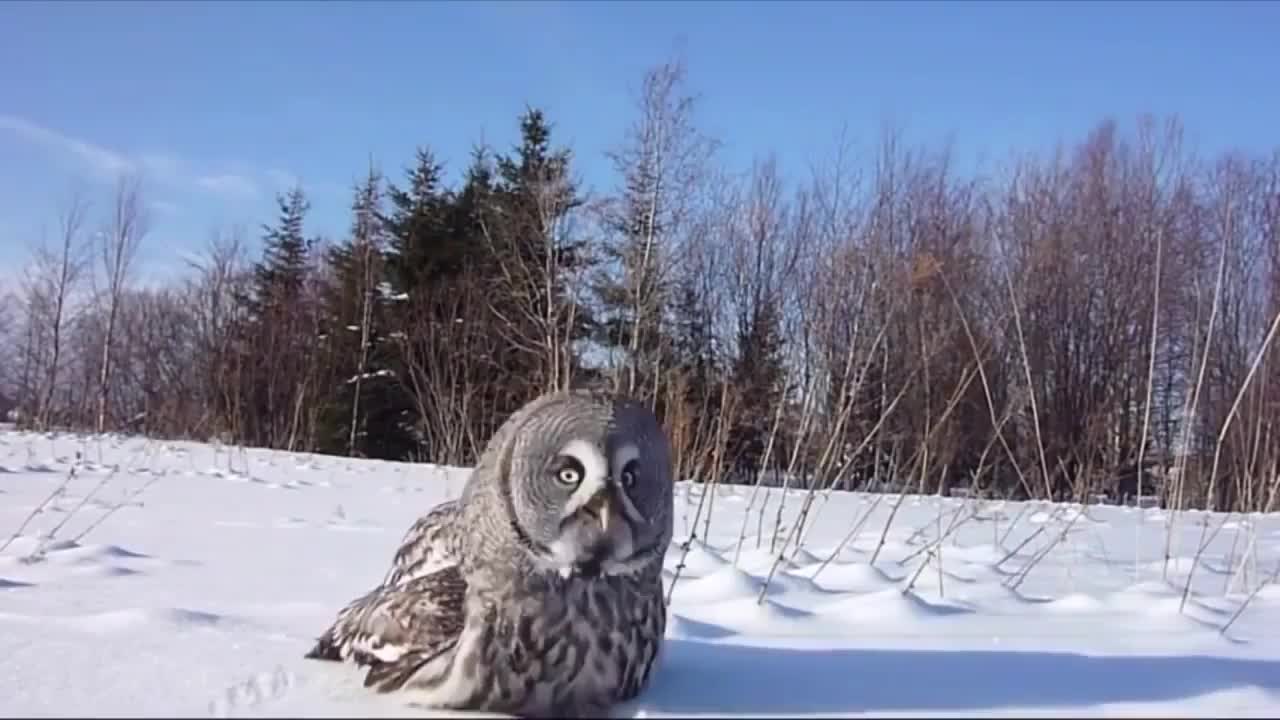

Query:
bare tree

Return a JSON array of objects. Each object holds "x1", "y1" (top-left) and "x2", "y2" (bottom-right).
[
  {"x1": 343, "y1": 167, "x2": 387, "y2": 456},
  {"x1": 396, "y1": 275, "x2": 498, "y2": 465},
  {"x1": 0, "y1": 287, "x2": 16, "y2": 418},
  {"x1": 20, "y1": 187, "x2": 93, "y2": 430},
  {"x1": 661, "y1": 163, "x2": 739, "y2": 486},
  {"x1": 94, "y1": 174, "x2": 149, "y2": 433},
  {"x1": 9, "y1": 76, "x2": 1280, "y2": 529},
  {"x1": 182, "y1": 227, "x2": 252, "y2": 440},
  {"x1": 594, "y1": 54, "x2": 719, "y2": 403}
]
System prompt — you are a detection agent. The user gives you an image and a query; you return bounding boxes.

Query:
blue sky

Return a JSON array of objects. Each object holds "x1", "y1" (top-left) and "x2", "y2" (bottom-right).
[{"x1": 2, "y1": 0, "x2": 1278, "y2": 283}]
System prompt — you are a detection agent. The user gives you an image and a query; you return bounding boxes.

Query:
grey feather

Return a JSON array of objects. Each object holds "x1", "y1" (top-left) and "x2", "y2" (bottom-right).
[
  {"x1": 305, "y1": 501, "x2": 462, "y2": 664},
  {"x1": 306, "y1": 389, "x2": 675, "y2": 718},
  {"x1": 381, "y1": 500, "x2": 462, "y2": 586}
]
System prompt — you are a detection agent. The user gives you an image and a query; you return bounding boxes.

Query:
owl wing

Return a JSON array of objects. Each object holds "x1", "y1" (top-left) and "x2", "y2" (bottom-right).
[
  {"x1": 379, "y1": 500, "x2": 462, "y2": 587},
  {"x1": 305, "y1": 499, "x2": 468, "y2": 689},
  {"x1": 307, "y1": 567, "x2": 469, "y2": 693}
]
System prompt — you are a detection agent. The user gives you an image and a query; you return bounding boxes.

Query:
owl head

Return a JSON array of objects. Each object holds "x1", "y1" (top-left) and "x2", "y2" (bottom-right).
[{"x1": 466, "y1": 389, "x2": 674, "y2": 579}]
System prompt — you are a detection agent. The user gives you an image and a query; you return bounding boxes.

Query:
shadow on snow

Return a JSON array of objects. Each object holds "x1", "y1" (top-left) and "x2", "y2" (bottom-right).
[{"x1": 631, "y1": 639, "x2": 1280, "y2": 714}]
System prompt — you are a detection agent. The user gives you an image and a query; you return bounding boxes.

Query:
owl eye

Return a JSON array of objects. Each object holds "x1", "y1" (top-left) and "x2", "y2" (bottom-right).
[
  {"x1": 620, "y1": 460, "x2": 639, "y2": 489},
  {"x1": 552, "y1": 456, "x2": 585, "y2": 487}
]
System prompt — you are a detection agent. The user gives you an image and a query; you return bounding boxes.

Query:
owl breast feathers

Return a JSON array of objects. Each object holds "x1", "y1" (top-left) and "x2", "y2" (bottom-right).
[{"x1": 305, "y1": 389, "x2": 676, "y2": 718}]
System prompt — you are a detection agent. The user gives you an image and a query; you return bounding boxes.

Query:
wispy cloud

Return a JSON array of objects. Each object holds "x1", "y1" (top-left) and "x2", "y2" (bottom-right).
[
  {"x1": 0, "y1": 113, "x2": 276, "y2": 203},
  {"x1": 196, "y1": 173, "x2": 259, "y2": 198},
  {"x1": 149, "y1": 199, "x2": 183, "y2": 216},
  {"x1": 139, "y1": 152, "x2": 184, "y2": 179},
  {"x1": 265, "y1": 168, "x2": 299, "y2": 191},
  {"x1": 0, "y1": 113, "x2": 134, "y2": 179},
  {"x1": 262, "y1": 167, "x2": 350, "y2": 201}
]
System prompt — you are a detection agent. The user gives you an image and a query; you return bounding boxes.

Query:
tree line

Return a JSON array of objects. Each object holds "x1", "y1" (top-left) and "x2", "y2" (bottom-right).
[{"x1": 2, "y1": 58, "x2": 1278, "y2": 513}]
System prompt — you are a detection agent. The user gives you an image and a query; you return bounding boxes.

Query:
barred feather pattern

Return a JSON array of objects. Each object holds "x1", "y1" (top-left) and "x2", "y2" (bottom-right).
[
  {"x1": 396, "y1": 560, "x2": 667, "y2": 718},
  {"x1": 380, "y1": 501, "x2": 462, "y2": 586},
  {"x1": 305, "y1": 501, "x2": 462, "y2": 665},
  {"x1": 305, "y1": 520, "x2": 668, "y2": 717}
]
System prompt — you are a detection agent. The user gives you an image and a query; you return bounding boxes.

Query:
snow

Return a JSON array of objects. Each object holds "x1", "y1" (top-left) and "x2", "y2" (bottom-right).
[
  {"x1": 2, "y1": 430, "x2": 1280, "y2": 717},
  {"x1": 344, "y1": 369, "x2": 394, "y2": 384},
  {"x1": 376, "y1": 281, "x2": 409, "y2": 302}
]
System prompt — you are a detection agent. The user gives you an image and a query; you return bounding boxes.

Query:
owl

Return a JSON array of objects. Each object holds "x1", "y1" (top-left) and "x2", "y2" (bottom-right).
[{"x1": 305, "y1": 389, "x2": 675, "y2": 718}]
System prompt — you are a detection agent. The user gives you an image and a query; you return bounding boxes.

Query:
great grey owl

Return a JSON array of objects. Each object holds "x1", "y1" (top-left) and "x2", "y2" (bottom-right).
[{"x1": 305, "y1": 389, "x2": 675, "y2": 718}]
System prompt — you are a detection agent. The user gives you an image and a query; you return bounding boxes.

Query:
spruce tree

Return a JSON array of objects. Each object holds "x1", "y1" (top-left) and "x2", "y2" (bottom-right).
[
  {"x1": 727, "y1": 293, "x2": 787, "y2": 480},
  {"x1": 317, "y1": 168, "x2": 416, "y2": 459},
  {"x1": 383, "y1": 148, "x2": 454, "y2": 294},
  {"x1": 671, "y1": 278, "x2": 717, "y2": 403},
  {"x1": 238, "y1": 186, "x2": 316, "y2": 448},
  {"x1": 250, "y1": 187, "x2": 312, "y2": 319},
  {"x1": 484, "y1": 108, "x2": 594, "y2": 398}
]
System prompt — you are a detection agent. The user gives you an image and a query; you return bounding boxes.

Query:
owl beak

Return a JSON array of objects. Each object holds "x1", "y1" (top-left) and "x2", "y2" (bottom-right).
[{"x1": 582, "y1": 489, "x2": 612, "y2": 533}]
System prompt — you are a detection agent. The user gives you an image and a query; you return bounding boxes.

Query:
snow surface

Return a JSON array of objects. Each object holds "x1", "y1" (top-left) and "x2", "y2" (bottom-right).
[{"x1": 2, "y1": 429, "x2": 1280, "y2": 717}]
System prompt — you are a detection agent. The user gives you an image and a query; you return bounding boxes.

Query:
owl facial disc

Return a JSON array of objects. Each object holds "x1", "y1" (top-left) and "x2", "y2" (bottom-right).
[{"x1": 548, "y1": 439, "x2": 641, "y2": 577}]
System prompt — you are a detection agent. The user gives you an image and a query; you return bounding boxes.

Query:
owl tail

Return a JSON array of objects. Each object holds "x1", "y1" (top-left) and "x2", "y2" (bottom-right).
[
  {"x1": 303, "y1": 588, "x2": 379, "y2": 662},
  {"x1": 303, "y1": 629, "x2": 344, "y2": 661},
  {"x1": 361, "y1": 643, "x2": 453, "y2": 693}
]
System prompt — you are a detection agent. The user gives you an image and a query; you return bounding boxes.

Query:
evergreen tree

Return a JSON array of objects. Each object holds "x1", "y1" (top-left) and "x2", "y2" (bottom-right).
[
  {"x1": 250, "y1": 187, "x2": 312, "y2": 319},
  {"x1": 383, "y1": 148, "x2": 454, "y2": 294},
  {"x1": 317, "y1": 168, "x2": 417, "y2": 459},
  {"x1": 439, "y1": 147, "x2": 513, "y2": 442},
  {"x1": 484, "y1": 108, "x2": 595, "y2": 398},
  {"x1": 671, "y1": 278, "x2": 717, "y2": 402},
  {"x1": 236, "y1": 186, "x2": 317, "y2": 449},
  {"x1": 373, "y1": 144, "x2": 533, "y2": 464},
  {"x1": 726, "y1": 293, "x2": 787, "y2": 479},
  {"x1": 446, "y1": 146, "x2": 496, "y2": 264}
]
